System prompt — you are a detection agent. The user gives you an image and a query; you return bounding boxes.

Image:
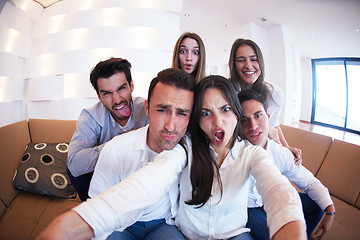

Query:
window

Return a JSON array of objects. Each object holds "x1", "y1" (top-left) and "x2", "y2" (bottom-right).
[{"x1": 312, "y1": 58, "x2": 360, "y2": 134}]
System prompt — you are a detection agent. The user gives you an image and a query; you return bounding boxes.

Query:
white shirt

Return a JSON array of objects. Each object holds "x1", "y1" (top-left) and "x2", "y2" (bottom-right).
[
  {"x1": 74, "y1": 137, "x2": 304, "y2": 239},
  {"x1": 175, "y1": 138, "x2": 304, "y2": 239},
  {"x1": 88, "y1": 125, "x2": 178, "y2": 224},
  {"x1": 248, "y1": 139, "x2": 333, "y2": 211}
]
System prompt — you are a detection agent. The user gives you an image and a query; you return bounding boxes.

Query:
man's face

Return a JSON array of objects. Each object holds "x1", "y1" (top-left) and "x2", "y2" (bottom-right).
[
  {"x1": 240, "y1": 99, "x2": 270, "y2": 148},
  {"x1": 145, "y1": 82, "x2": 194, "y2": 153},
  {"x1": 97, "y1": 72, "x2": 134, "y2": 126}
]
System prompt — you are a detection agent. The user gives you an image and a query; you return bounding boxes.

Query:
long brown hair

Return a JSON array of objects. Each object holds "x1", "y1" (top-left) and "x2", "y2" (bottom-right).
[
  {"x1": 186, "y1": 75, "x2": 243, "y2": 207},
  {"x1": 228, "y1": 38, "x2": 272, "y2": 103},
  {"x1": 172, "y1": 32, "x2": 206, "y2": 84}
]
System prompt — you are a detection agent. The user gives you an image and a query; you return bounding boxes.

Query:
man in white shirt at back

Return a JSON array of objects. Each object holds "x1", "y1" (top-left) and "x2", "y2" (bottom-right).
[{"x1": 238, "y1": 90, "x2": 335, "y2": 240}]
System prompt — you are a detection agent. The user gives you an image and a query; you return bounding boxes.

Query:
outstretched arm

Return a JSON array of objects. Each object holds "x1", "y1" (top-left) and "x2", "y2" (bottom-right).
[
  {"x1": 36, "y1": 210, "x2": 94, "y2": 240},
  {"x1": 37, "y1": 142, "x2": 188, "y2": 239},
  {"x1": 272, "y1": 221, "x2": 307, "y2": 240},
  {"x1": 250, "y1": 146, "x2": 306, "y2": 239}
]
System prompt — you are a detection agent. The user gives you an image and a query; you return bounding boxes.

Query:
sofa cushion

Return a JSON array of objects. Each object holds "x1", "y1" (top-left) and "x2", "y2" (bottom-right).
[
  {"x1": 0, "y1": 201, "x2": 6, "y2": 220},
  {"x1": 0, "y1": 120, "x2": 30, "y2": 208},
  {"x1": 280, "y1": 124, "x2": 332, "y2": 175},
  {"x1": 316, "y1": 139, "x2": 360, "y2": 206},
  {"x1": 318, "y1": 195, "x2": 360, "y2": 240},
  {"x1": 0, "y1": 192, "x2": 80, "y2": 240},
  {"x1": 13, "y1": 142, "x2": 76, "y2": 199},
  {"x1": 356, "y1": 195, "x2": 360, "y2": 210}
]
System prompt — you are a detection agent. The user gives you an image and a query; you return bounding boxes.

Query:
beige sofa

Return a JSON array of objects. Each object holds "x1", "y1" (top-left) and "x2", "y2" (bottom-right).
[
  {"x1": 0, "y1": 119, "x2": 80, "y2": 240},
  {"x1": 281, "y1": 124, "x2": 360, "y2": 240},
  {"x1": 0, "y1": 119, "x2": 359, "y2": 239}
]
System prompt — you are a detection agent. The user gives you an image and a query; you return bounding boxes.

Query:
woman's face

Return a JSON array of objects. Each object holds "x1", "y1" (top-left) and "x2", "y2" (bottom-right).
[
  {"x1": 235, "y1": 45, "x2": 261, "y2": 89},
  {"x1": 178, "y1": 37, "x2": 200, "y2": 75},
  {"x1": 199, "y1": 88, "x2": 238, "y2": 151}
]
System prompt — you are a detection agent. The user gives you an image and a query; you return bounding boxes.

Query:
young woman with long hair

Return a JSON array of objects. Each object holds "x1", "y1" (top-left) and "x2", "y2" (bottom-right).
[
  {"x1": 228, "y1": 38, "x2": 301, "y2": 161},
  {"x1": 172, "y1": 32, "x2": 206, "y2": 84}
]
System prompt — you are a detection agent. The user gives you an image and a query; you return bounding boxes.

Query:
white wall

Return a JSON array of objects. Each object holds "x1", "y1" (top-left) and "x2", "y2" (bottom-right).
[
  {"x1": 184, "y1": 20, "x2": 303, "y2": 125},
  {"x1": 300, "y1": 59, "x2": 313, "y2": 122},
  {"x1": 0, "y1": 0, "x2": 182, "y2": 127},
  {"x1": 0, "y1": 0, "x2": 311, "y2": 127},
  {"x1": 0, "y1": 0, "x2": 41, "y2": 127}
]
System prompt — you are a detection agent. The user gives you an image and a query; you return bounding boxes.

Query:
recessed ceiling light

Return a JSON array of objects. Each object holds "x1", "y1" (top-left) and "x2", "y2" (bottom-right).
[
  {"x1": 356, "y1": 29, "x2": 359, "y2": 32},
  {"x1": 184, "y1": 13, "x2": 190, "y2": 17},
  {"x1": 225, "y1": 24, "x2": 230, "y2": 28},
  {"x1": 261, "y1": 17, "x2": 267, "y2": 22}
]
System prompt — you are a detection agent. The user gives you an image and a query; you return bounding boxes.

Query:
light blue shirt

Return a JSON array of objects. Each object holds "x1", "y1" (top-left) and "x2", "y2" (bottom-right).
[{"x1": 67, "y1": 97, "x2": 148, "y2": 177}]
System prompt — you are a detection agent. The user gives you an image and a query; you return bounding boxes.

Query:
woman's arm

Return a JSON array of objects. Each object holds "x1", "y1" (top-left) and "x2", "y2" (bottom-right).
[
  {"x1": 276, "y1": 125, "x2": 302, "y2": 165},
  {"x1": 250, "y1": 146, "x2": 306, "y2": 239}
]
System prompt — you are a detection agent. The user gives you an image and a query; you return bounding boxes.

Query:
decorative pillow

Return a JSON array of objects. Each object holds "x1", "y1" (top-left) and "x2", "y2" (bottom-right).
[{"x1": 13, "y1": 143, "x2": 77, "y2": 199}]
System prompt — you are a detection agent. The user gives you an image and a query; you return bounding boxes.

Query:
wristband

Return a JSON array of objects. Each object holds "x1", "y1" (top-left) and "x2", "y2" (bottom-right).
[{"x1": 325, "y1": 211, "x2": 336, "y2": 215}]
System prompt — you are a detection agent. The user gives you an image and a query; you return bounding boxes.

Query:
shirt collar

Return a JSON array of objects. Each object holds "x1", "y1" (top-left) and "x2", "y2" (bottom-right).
[{"x1": 133, "y1": 125, "x2": 149, "y2": 152}]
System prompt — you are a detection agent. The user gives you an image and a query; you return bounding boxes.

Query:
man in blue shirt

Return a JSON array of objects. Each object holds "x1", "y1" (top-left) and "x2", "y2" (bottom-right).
[{"x1": 67, "y1": 57, "x2": 148, "y2": 201}]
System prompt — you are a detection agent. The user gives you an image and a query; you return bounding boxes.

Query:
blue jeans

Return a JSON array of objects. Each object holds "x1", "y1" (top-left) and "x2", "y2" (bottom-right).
[
  {"x1": 229, "y1": 232, "x2": 254, "y2": 240},
  {"x1": 66, "y1": 167, "x2": 93, "y2": 201},
  {"x1": 106, "y1": 219, "x2": 185, "y2": 240},
  {"x1": 246, "y1": 193, "x2": 323, "y2": 240}
]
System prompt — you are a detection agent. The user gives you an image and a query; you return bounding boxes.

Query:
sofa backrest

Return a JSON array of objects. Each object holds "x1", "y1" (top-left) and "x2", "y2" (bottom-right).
[
  {"x1": 316, "y1": 139, "x2": 360, "y2": 206},
  {"x1": 29, "y1": 119, "x2": 77, "y2": 143},
  {"x1": 0, "y1": 120, "x2": 31, "y2": 215},
  {"x1": 280, "y1": 124, "x2": 333, "y2": 175}
]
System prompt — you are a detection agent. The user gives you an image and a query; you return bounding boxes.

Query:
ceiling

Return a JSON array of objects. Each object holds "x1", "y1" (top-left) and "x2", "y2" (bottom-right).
[{"x1": 32, "y1": 0, "x2": 360, "y2": 59}]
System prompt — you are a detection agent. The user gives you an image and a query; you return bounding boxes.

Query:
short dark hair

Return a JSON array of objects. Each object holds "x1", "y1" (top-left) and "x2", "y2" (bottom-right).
[
  {"x1": 147, "y1": 68, "x2": 195, "y2": 104},
  {"x1": 238, "y1": 89, "x2": 268, "y2": 112},
  {"x1": 90, "y1": 57, "x2": 132, "y2": 94}
]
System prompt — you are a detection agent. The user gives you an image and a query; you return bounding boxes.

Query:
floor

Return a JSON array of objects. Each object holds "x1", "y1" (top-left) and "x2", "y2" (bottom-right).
[{"x1": 287, "y1": 121, "x2": 360, "y2": 146}]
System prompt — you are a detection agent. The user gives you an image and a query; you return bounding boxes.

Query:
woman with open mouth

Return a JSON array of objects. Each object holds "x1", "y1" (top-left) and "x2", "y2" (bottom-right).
[{"x1": 173, "y1": 75, "x2": 305, "y2": 239}]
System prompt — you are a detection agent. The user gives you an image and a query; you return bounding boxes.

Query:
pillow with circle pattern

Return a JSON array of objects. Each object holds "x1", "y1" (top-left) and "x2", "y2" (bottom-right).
[{"x1": 13, "y1": 143, "x2": 77, "y2": 199}]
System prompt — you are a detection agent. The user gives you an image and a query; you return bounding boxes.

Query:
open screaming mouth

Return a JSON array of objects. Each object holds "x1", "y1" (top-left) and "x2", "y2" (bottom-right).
[{"x1": 215, "y1": 130, "x2": 224, "y2": 142}]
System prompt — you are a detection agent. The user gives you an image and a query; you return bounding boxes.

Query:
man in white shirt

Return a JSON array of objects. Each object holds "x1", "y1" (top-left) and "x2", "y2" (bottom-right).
[
  {"x1": 89, "y1": 68, "x2": 194, "y2": 239},
  {"x1": 238, "y1": 90, "x2": 336, "y2": 240},
  {"x1": 67, "y1": 58, "x2": 148, "y2": 201}
]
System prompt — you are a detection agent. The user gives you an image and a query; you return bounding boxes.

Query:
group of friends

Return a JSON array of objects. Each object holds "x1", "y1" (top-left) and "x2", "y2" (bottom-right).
[{"x1": 37, "y1": 32, "x2": 335, "y2": 240}]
